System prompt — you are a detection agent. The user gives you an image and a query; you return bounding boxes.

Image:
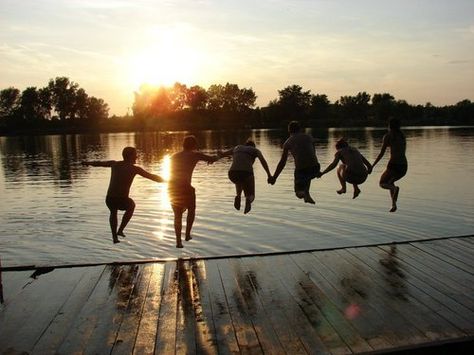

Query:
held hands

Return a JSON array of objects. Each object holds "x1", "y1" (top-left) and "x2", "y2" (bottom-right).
[
  {"x1": 267, "y1": 175, "x2": 276, "y2": 185},
  {"x1": 81, "y1": 161, "x2": 89, "y2": 166}
]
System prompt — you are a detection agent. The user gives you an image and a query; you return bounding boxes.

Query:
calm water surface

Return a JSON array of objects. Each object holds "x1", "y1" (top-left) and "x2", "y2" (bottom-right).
[{"x1": 1, "y1": 127, "x2": 473, "y2": 267}]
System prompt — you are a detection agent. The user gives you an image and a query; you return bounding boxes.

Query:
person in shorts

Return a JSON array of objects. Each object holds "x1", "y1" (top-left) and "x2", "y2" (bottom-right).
[
  {"x1": 168, "y1": 135, "x2": 219, "y2": 248},
  {"x1": 373, "y1": 118, "x2": 408, "y2": 212},
  {"x1": 269, "y1": 121, "x2": 321, "y2": 204},
  {"x1": 320, "y1": 138, "x2": 372, "y2": 199},
  {"x1": 219, "y1": 140, "x2": 272, "y2": 214},
  {"x1": 82, "y1": 147, "x2": 164, "y2": 243}
]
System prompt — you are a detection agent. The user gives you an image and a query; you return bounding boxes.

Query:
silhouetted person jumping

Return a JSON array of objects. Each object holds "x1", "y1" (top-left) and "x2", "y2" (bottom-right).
[
  {"x1": 169, "y1": 136, "x2": 218, "y2": 248},
  {"x1": 320, "y1": 138, "x2": 372, "y2": 199},
  {"x1": 219, "y1": 140, "x2": 272, "y2": 214},
  {"x1": 82, "y1": 147, "x2": 164, "y2": 243},
  {"x1": 372, "y1": 118, "x2": 408, "y2": 212},
  {"x1": 269, "y1": 121, "x2": 321, "y2": 204}
]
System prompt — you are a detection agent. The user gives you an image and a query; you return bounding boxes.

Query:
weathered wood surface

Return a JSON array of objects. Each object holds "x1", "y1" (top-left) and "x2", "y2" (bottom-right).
[{"x1": 1, "y1": 236, "x2": 473, "y2": 354}]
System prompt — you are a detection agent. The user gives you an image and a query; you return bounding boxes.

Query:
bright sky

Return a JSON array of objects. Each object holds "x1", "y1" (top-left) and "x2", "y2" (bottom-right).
[{"x1": 1, "y1": 0, "x2": 473, "y2": 115}]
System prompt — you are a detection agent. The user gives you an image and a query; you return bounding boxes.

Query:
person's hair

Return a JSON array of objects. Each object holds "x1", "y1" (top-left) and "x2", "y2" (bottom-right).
[
  {"x1": 389, "y1": 117, "x2": 401, "y2": 131},
  {"x1": 183, "y1": 135, "x2": 198, "y2": 150},
  {"x1": 335, "y1": 138, "x2": 348, "y2": 150},
  {"x1": 288, "y1": 121, "x2": 301, "y2": 134},
  {"x1": 245, "y1": 139, "x2": 256, "y2": 147},
  {"x1": 122, "y1": 146, "x2": 137, "y2": 160}
]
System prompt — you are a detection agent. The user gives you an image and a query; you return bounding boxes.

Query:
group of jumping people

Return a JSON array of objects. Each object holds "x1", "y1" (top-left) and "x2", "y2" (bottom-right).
[{"x1": 82, "y1": 118, "x2": 407, "y2": 248}]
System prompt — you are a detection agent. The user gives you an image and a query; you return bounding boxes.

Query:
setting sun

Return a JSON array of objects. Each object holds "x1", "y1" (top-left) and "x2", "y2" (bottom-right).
[{"x1": 126, "y1": 28, "x2": 203, "y2": 88}]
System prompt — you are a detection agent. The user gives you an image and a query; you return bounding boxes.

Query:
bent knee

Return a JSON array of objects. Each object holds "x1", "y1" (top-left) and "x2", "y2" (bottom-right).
[{"x1": 295, "y1": 191, "x2": 305, "y2": 199}]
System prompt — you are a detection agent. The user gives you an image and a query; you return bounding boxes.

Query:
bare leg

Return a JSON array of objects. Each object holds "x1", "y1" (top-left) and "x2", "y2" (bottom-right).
[
  {"x1": 336, "y1": 165, "x2": 347, "y2": 195},
  {"x1": 109, "y1": 210, "x2": 120, "y2": 244},
  {"x1": 185, "y1": 205, "x2": 195, "y2": 240},
  {"x1": 352, "y1": 184, "x2": 361, "y2": 199},
  {"x1": 380, "y1": 175, "x2": 400, "y2": 212},
  {"x1": 172, "y1": 206, "x2": 184, "y2": 248},
  {"x1": 234, "y1": 183, "x2": 242, "y2": 210},
  {"x1": 243, "y1": 176, "x2": 255, "y2": 214},
  {"x1": 117, "y1": 201, "x2": 135, "y2": 238}
]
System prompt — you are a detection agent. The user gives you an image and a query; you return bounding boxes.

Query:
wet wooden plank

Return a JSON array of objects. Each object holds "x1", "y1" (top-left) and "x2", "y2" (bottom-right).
[
  {"x1": 32, "y1": 265, "x2": 106, "y2": 354},
  {"x1": 154, "y1": 261, "x2": 179, "y2": 354},
  {"x1": 411, "y1": 243, "x2": 474, "y2": 275},
  {"x1": 203, "y1": 258, "x2": 240, "y2": 354},
  {"x1": 374, "y1": 246, "x2": 474, "y2": 333},
  {"x1": 241, "y1": 256, "x2": 310, "y2": 354},
  {"x1": 82, "y1": 264, "x2": 143, "y2": 354},
  {"x1": 348, "y1": 246, "x2": 466, "y2": 340},
  {"x1": 189, "y1": 260, "x2": 219, "y2": 354},
  {"x1": 303, "y1": 251, "x2": 398, "y2": 350},
  {"x1": 0, "y1": 270, "x2": 33, "y2": 307},
  {"x1": 216, "y1": 258, "x2": 264, "y2": 354},
  {"x1": 132, "y1": 263, "x2": 166, "y2": 355},
  {"x1": 430, "y1": 239, "x2": 474, "y2": 269},
  {"x1": 0, "y1": 267, "x2": 88, "y2": 353},
  {"x1": 175, "y1": 260, "x2": 197, "y2": 355},
  {"x1": 383, "y1": 245, "x2": 474, "y2": 310},
  {"x1": 110, "y1": 263, "x2": 154, "y2": 355},
  {"x1": 226, "y1": 258, "x2": 286, "y2": 355},
  {"x1": 57, "y1": 264, "x2": 124, "y2": 353},
  {"x1": 289, "y1": 253, "x2": 374, "y2": 353},
  {"x1": 270, "y1": 254, "x2": 351, "y2": 354}
]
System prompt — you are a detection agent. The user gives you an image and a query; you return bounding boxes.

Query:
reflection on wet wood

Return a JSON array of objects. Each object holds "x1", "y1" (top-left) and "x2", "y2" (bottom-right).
[{"x1": 0, "y1": 236, "x2": 473, "y2": 354}]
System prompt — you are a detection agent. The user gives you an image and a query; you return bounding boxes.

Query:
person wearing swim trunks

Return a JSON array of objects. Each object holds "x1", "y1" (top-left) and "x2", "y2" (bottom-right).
[
  {"x1": 169, "y1": 135, "x2": 219, "y2": 248},
  {"x1": 373, "y1": 118, "x2": 408, "y2": 212},
  {"x1": 218, "y1": 140, "x2": 272, "y2": 214},
  {"x1": 82, "y1": 147, "x2": 164, "y2": 244},
  {"x1": 269, "y1": 121, "x2": 321, "y2": 204},
  {"x1": 320, "y1": 138, "x2": 372, "y2": 199}
]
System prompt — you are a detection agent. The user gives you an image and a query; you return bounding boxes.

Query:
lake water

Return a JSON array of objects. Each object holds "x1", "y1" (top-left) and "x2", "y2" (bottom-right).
[{"x1": 0, "y1": 126, "x2": 473, "y2": 268}]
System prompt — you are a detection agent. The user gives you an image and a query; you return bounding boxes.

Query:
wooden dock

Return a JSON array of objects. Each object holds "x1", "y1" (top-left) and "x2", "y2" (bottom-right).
[{"x1": 1, "y1": 236, "x2": 474, "y2": 354}]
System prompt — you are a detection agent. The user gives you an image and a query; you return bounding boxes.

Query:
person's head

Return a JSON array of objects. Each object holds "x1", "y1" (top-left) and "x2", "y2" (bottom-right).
[
  {"x1": 288, "y1": 121, "x2": 301, "y2": 134},
  {"x1": 389, "y1": 117, "x2": 401, "y2": 131},
  {"x1": 122, "y1": 146, "x2": 137, "y2": 163},
  {"x1": 335, "y1": 138, "x2": 348, "y2": 150},
  {"x1": 183, "y1": 135, "x2": 198, "y2": 151},
  {"x1": 245, "y1": 139, "x2": 256, "y2": 147}
]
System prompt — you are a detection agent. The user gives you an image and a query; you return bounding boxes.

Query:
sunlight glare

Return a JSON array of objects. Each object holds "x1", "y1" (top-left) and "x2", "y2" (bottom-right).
[{"x1": 127, "y1": 28, "x2": 203, "y2": 88}]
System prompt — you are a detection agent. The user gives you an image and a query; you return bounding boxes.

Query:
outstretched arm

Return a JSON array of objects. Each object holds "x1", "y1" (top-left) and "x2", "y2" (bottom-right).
[
  {"x1": 217, "y1": 148, "x2": 234, "y2": 159},
  {"x1": 372, "y1": 134, "x2": 389, "y2": 168},
  {"x1": 270, "y1": 147, "x2": 289, "y2": 184},
  {"x1": 320, "y1": 154, "x2": 340, "y2": 176},
  {"x1": 197, "y1": 152, "x2": 219, "y2": 164},
  {"x1": 256, "y1": 151, "x2": 272, "y2": 178},
  {"x1": 82, "y1": 160, "x2": 115, "y2": 167},
  {"x1": 362, "y1": 155, "x2": 373, "y2": 174},
  {"x1": 136, "y1": 167, "x2": 165, "y2": 183}
]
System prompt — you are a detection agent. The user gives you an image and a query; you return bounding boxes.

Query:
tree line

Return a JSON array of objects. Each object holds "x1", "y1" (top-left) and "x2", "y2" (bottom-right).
[
  {"x1": 0, "y1": 77, "x2": 109, "y2": 132},
  {"x1": 1, "y1": 77, "x2": 473, "y2": 134}
]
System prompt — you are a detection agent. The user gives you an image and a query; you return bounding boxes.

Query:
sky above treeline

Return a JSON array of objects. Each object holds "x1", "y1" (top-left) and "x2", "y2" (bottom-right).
[{"x1": 1, "y1": 0, "x2": 473, "y2": 115}]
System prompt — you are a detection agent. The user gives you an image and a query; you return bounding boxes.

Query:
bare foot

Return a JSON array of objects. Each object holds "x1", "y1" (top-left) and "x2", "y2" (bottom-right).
[
  {"x1": 390, "y1": 205, "x2": 397, "y2": 213},
  {"x1": 234, "y1": 196, "x2": 241, "y2": 210},
  {"x1": 244, "y1": 199, "x2": 252, "y2": 214},
  {"x1": 176, "y1": 243, "x2": 184, "y2": 248},
  {"x1": 117, "y1": 231, "x2": 126, "y2": 238},
  {"x1": 185, "y1": 234, "x2": 192, "y2": 241},
  {"x1": 353, "y1": 188, "x2": 361, "y2": 199},
  {"x1": 113, "y1": 237, "x2": 120, "y2": 244},
  {"x1": 337, "y1": 188, "x2": 346, "y2": 195},
  {"x1": 304, "y1": 195, "x2": 315, "y2": 204}
]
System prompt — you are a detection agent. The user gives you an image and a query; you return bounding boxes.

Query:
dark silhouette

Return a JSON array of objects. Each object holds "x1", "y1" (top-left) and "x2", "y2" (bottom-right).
[
  {"x1": 269, "y1": 121, "x2": 321, "y2": 204},
  {"x1": 320, "y1": 138, "x2": 372, "y2": 199},
  {"x1": 218, "y1": 140, "x2": 272, "y2": 214},
  {"x1": 168, "y1": 136, "x2": 218, "y2": 248},
  {"x1": 372, "y1": 118, "x2": 408, "y2": 212},
  {"x1": 82, "y1": 147, "x2": 164, "y2": 243}
]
